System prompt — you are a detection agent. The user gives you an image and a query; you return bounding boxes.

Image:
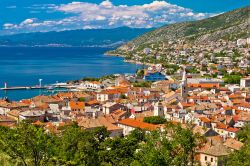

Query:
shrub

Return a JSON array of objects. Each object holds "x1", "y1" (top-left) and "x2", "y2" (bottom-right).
[{"x1": 143, "y1": 116, "x2": 167, "y2": 124}]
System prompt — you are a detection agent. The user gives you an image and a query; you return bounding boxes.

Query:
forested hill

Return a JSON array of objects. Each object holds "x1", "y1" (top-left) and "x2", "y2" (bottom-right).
[
  {"x1": 116, "y1": 6, "x2": 250, "y2": 52},
  {"x1": 0, "y1": 27, "x2": 153, "y2": 48}
]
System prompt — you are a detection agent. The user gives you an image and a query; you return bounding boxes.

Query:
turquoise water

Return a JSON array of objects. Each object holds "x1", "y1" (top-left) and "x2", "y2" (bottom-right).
[{"x1": 0, "y1": 47, "x2": 141, "y2": 101}]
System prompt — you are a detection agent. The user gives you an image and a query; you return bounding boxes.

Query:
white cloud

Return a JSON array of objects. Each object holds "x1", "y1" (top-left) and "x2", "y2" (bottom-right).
[
  {"x1": 3, "y1": 23, "x2": 16, "y2": 29},
  {"x1": 100, "y1": 0, "x2": 113, "y2": 8},
  {"x1": 20, "y1": 18, "x2": 35, "y2": 25},
  {"x1": 141, "y1": 1, "x2": 172, "y2": 10},
  {"x1": 96, "y1": 15, "x2": 107, "y2": 21},
  {"x1": 2, "y1": 1, "x2": 215, "y2": 34},
  {"x1": 55, "y1": 0, "x2": 213, "y2": 28}
]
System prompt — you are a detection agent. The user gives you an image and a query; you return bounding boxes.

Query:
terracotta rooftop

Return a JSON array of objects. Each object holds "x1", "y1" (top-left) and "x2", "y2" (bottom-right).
[
  {"x1": 236, "y1": 111, "x2": 250, "y2": 122},
  {"x1": 86, "y1": 100, "x2": 99, "y2": 106},
  {"x1": 188, "y1": 83, "x2": 220, "y2": 89},
  {"x1": 216, "y1": 122, "x2": 227, "y2": 129},
  {"x1": 57, "y1": 92, "x2": 73, "y2": 99},
  {"x1": 77, "y1": 117, "x2": 122, "y2": 131},
  {"x1": 32, "y1": 95, "x2": 62, "y2": 103},
  {"x1": 0, "y1": 115, "x2": 16, "y2": 122},
  {"x1": 198, "y1": 140, "x2": 231, "y2": 157},
  {"x1": 118, "y1": 118, "x2": 158, "y2": 131},
  {"x1": 223, "y1": 138, "x2": 244, "y2": 151},
  {"x1": 180, "y1": 102, "x2": 195, "y2": 108},
  {"x1": 238, "y1": 102, "x2": 250, "y2": 108},
  {"x1": 199, "y1": 117, "x2": 211, "y2": 123},
  {"x1": 7, "y1": 109, "x2": 21, "y2": 117},
  {"x1": 226, "y1": 127, "x2": 239, "y2": 133},
  {"x1": 69, "y1": 101, "x2": 85, "y2": 110},
  {"x1": 229, "y1": 94, "x2": 244, "y2": 99}
]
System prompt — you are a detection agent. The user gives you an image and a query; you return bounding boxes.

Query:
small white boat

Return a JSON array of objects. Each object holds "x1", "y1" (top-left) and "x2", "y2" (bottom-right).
[{"x1": 46, "y1": 86, "x2": 54, "y2": 90}]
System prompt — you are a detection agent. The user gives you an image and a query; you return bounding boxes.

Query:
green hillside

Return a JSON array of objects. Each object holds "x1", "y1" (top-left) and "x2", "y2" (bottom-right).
[{"x1": 114, "y1": 6, "x2": 250, "y2": 53}]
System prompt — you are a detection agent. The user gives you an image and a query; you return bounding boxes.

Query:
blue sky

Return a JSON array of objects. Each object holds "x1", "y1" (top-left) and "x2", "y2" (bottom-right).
[{"x1": 1, "y1": 0, "x2": 249, "y2": 35}]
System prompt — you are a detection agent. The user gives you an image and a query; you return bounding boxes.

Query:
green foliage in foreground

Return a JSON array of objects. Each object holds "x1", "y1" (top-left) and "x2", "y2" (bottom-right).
[
  {"x1": 0, "y1": 121, "x2": 199, "y2": 166},
  {"x1": 225, "y1": 143, "x2": 250, "y2": 166},
  {"x1": 143, "y1": 116, "x2": 167, "y2": 124},
  {"x1": 0, "y1": 122, "x2": 55, "y2": 166},
  {"x1": 225, "y1": 124, "x2": 250, "y2": 166},
  {"x1": 0, "y1": 122, "x2": 249, "y2": 166},
  {"x1": 237, "y1": 124, "x2": 250, "y2": 143}
]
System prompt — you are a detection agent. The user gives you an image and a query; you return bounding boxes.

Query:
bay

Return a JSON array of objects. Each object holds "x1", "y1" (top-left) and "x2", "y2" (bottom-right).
[{"x1": 0, "y1": 47, "x2": 141, "y2": 101}]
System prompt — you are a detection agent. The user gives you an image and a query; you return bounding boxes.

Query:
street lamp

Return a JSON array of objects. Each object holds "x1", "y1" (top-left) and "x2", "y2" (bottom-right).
[{"x1": 39, "y1": 79, "x2": 43, "y2": 87}]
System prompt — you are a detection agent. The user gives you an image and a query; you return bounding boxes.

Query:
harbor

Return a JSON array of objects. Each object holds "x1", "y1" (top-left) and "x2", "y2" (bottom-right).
[
  {"x1": 0, "y1": 81, "x2": 76, "y2": 101},
  {"x1": 0, "y1": 81, "x2": 75, "y2": 91},
  {"x1": 0, "y1": 86, "x2": 47, "y2": 90}
]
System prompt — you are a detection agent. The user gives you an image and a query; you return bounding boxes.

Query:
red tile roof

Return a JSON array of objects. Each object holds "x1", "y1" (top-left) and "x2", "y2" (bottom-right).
[
  {"x1": 226, "y1": 127, "x2": 239, "y2": 133},
  {"x1": 69, "y1": 101, "x2": 85, "y2": 110},
  {"x1": 199, "y1": 117, "x2": 211, "y2": 123},
  {"x1": 216, "y1": 122, "x2": 227, "y2": 129},
  {"x1": 188, "y1": 83, "x2": 220, "y2": 88},
  {"x1": 118, "y1": 118, "x2": 158, "y2": 131},
  {"x1": 238, "y1": 102, "x2": 250, "y2": 108}
]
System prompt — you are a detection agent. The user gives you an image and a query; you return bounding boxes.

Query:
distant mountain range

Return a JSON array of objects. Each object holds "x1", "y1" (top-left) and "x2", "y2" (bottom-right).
[
  {"x1": 0, "y1": 27, "x2": 153, "y2": 48},
  {"x1": 114, "y1": 6, "x2": 250, "y2": 52}
]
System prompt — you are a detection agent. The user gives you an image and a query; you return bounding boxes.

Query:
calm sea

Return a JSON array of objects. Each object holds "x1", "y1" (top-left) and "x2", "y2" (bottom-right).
[{"x1": 0, "y1": 47, "x2": 141, "y2": 101}]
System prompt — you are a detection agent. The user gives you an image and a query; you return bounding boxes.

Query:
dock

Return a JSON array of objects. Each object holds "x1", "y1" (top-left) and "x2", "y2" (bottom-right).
[
  {"x1": 0, "y1": 86, "x2": 48, "y2": 90},
  {"x1": 0, "y1": 82, "x2": 75, "y2": 91}
]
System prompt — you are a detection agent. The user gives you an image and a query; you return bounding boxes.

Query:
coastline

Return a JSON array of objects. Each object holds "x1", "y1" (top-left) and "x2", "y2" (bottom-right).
[
  {"x1": 105, "y1": 51, "x2": 154, "y2": 67},
  {"x1": 0, "y1": 47, "x2": 142, "y2": 101},
  {"x1": 124, "y1": 59, "x2": 154, "y2": 67},
  {"x1": 104, "y1": 52, "x2": 125, "y2": 57}
]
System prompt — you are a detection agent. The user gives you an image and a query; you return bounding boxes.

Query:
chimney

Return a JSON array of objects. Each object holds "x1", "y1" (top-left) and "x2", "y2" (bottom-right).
[{"x1": 210, "y1": 139, "x2": 213, "y2": 146}]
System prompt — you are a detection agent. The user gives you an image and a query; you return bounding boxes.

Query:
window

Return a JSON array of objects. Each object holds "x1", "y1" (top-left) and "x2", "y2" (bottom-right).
[
  {"x1": 205, "y1": 156, "x2": 207, "y2": 161},
  {"x1": 211, "y1": 158, "x2": 213, "y2": 162}
]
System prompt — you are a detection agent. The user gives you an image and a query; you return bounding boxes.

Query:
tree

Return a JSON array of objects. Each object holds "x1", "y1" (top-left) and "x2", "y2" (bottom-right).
[
  {"x1": 223, "y1": 75, "x2": 241, "y2": 84},
  {"x1": 170, "y1": 124, "x2": 198, "y2": 165},
  {"x1": 79, "y1": 97, "x2": 86, "y2": 102},
  {"x1": 132, "y1": 130, "x2": 172, "y2": 166},
  {"x1": 132, "y1": 124, "x2": 200, "y2": 166},
  {"x1": 0, "y1": 121, "x2": 204, "y2": 166},
  {"x1": 133, "y1": 81, "x2": 152, "y2": 87},
  {"x1": 143, "y1": 116, "x2": 167, "y2": 124},
  {"x1": 225, "y1": 143, "x2": 250, "y2": 166},
  {"x1": 127, "y1": 128, "x2": 146, "y2": 142},
  {"x1": 98, "y1": 135, "x2": 139, "y2": 165},
  {"x1": 237, "y1": 124, "x2": 250, "y2": 143},
  {"x1": 0, "y1": 121, "x2": 54, "y2": 166},
  {"x1": 136, "y1": 69, "x2": 145, "y2": 78},
  {"x1": 120, "y1": 94, "x2": 127, "y2": 99},
  {"x1": 54, "y1": 125, "x2": 109, "y2": 165},
  {"x1": 54, "y1": 124, "x2": 84, "y2": 165},
  {"x1": 226, "y1": 124, "x2": 250, "y2": 166},
  {"x1": 82, "y1": 77, "x2": 99, "y2": 81}
]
